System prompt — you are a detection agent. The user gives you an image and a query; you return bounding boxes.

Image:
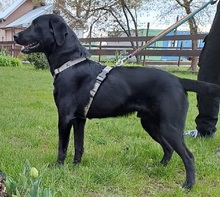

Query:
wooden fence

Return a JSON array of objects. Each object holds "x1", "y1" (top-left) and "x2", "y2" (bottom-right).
[
  {"x1": 0, "y1": 41, "x2": 22, "y2": 57},
  {"x1": 80, "y1": 33, "x2": 206, "y2": 66},
  {"x1": 0, "y1": 33, "x2": 207, "y2": 66}
]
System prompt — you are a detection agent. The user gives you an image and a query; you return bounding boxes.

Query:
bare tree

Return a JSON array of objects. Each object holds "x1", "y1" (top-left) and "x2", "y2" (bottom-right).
[
  {"x1": 148, "y1": 0, "x2": 216, "y2": 71},
  {"x1": 45, "y1": 0, "x2": 151, "y2": 63},
  {"x1": 51, "y1": 0, "x2": 101, "y2": 28},
  {"x1": 40, "y1": 0, "x2": 216, "y2": 67},
  {"x1": 176, "y1": 0, "x2": 199, "y2": 71},
  {"x1": 101, "y1": 0, "x2": 149, "y2": 63}
]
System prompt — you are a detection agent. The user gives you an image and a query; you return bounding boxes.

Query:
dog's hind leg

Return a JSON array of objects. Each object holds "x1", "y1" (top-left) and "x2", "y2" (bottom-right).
[
  {"x1": 140, "y1": 118, "x2": 174, "y2": 166},
  {"x1": 73, "y1": 117, "x2": 86, "y2": 163},
  {"x1": 160, "y1": 123, "x2": 195, "y2": 189}
]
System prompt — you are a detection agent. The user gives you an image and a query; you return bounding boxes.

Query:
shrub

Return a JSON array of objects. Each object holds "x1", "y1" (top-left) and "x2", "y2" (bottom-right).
[
  {"x1": 0, "y1": 55, "x2": 10, "y2": 67},
  {"x1": 0, "y1": 49, "x2": 22, "y2": 67},
  {"x1": 17, "y1": 52, "x2": 28, "y2": 62},
  {"x1": 0, "y1": 48, "x2": 9, "y2": 56},
  {"x1": 9, "y1": 57, "x2": 23, "y2": 67},
  {"x1": 27, "y1": 53, "x2": 49, "y2": 70}
]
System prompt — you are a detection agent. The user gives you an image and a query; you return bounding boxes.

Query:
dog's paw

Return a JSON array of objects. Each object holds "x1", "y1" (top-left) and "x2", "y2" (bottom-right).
[
  {"x1": 72, "y1": 158, "x2": 81, "y2": 164},
  {"x1": 181, "y1": 181, "x2": 193, "y2": 191}
]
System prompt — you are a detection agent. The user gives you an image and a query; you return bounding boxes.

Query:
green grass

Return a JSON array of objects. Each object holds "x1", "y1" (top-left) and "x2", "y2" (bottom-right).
[{"x1": 1, "y1": 65, "x2": 220, "y2": 196}]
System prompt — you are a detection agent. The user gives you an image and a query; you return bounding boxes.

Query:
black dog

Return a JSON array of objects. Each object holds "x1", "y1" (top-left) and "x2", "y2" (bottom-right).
[{"x1": 14, "y1": 14, "x2": 220, "y2": 189}]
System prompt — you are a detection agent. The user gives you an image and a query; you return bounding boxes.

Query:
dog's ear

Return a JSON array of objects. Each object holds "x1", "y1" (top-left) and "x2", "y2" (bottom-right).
[{"x1": 49, "y1": 18, "x2": 68, "y2": 46}]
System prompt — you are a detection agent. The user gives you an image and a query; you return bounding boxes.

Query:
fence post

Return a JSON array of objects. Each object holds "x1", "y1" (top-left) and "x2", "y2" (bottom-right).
[
  {"x1": 177, "y1": 41, "x2": 183, "y2": 66},
  {"x1": 142, "y1": 22, "x2": 150, "y2": 66},
  {"x1": 88, "y1": 32, "x2": 91, "y2": 50},
  {"x1": 98, "y1": 41, "x2": 102, "y2": 62}
]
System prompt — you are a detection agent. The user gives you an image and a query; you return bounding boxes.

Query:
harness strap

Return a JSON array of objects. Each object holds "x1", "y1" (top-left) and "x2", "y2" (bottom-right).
[
  {"x1": 54, "y1": 57, "x2": 87, "y2": 78},
  {"x1": 84, "y1": 66, "x2": 113, "y2": 117}
]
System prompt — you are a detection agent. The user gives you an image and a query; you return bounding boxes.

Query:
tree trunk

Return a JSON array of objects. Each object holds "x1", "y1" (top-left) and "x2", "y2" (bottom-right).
[
  {"x1": 135, "y1": 55, "x2": 141, "y2": 64},
  {"x1": 187, "y1": 17, "x2": 198, "y2": 72},
  {"x1": 189, "y1": 39, "x2": 198, "y2": 72},
  {"x1": 175, "y1": 0, "x2": 199, "y2": 72}
]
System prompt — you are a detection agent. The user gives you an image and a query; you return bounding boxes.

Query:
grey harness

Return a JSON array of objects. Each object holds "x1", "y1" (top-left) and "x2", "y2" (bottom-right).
[
  {"x1": 84, "y1": 66, "x2": 112, "y2": 117},
  {"x1": 53, "y1": 58, "x2": 112, "y2": 118},
  {"x1": 53, "y1": 57, "x2": 87, "y2": 78}
]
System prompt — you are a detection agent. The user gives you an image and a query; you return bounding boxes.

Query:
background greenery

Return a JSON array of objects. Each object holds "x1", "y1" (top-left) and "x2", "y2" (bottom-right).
[
  {"x1": 27, "y1": 53, "x2": 49, "y2": 70},
  {"x1": 1, "y1": 65, "x2": 220, "y2": 196},
  {"x1": 0, "y1": 50, "x2": 22, "y2": 67}
]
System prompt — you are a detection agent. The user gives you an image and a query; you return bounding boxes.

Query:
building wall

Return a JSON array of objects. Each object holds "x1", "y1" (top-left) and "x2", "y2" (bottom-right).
[
  {"x1": 0, "y1": 0, "x2": 35, "y2": 41},
  {"x1": 139, "y1": 29, "x2": 163, "y2": 61},
  {"x1": 161, "y1": 30, "x2": 205, "y2": 61},
  {"x1": 0, "y1": 30, "x2": 4, "y2": 41}
]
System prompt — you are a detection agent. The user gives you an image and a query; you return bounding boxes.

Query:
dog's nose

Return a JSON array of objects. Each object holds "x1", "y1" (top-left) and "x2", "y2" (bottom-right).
[{"x1": 14, "y1": 33, "x2": 19, "y2": 40}]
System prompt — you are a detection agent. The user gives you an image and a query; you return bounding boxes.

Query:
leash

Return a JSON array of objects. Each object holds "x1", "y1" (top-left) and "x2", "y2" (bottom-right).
[{"x1": 116, "y1": 0, "x2": 218, "y2": 66}]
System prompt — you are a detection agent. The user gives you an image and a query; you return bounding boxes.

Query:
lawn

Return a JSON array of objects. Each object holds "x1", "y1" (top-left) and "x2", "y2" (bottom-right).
[{"x1": 1, "y1": 65, "x2": 220, "y2": 196}]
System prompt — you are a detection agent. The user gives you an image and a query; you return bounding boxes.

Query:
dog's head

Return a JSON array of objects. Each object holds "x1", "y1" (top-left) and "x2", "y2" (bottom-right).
[{"x1": 14, "y1": 14, "x2": 68, "y2": 54}]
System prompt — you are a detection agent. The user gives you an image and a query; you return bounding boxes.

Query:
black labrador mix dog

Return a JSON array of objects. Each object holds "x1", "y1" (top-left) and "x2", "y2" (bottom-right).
[{"x1": 14, "y1": 14, "x2": 220, "y2": 189}]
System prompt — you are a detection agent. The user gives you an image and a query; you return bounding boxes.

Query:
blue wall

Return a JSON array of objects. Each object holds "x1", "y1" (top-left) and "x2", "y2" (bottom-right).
[{"x1": 161, "y1": 30, "x2": 204, "y2": 61}]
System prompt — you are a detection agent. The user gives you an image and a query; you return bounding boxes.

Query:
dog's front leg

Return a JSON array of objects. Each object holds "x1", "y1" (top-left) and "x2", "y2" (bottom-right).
[
  {"x1": 73, "y1": 117, "x2": 86, "y2": 164},
  {"x1": 57, "y1": 116, "x2": 73, "y2": 165}
]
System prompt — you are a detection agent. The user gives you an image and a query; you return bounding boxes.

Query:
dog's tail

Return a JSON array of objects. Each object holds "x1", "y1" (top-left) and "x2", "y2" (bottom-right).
[{"x1": 179, "y1": 78, "x2": 220, "y2": 98}]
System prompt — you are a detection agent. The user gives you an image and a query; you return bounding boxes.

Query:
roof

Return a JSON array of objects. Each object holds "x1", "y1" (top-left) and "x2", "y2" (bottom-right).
[
  {"x1": 5, "y1": 4, "x2": 53, "y2": 28},
  {"x1": 0, "y1": 0, "x2": 26, "y2": 21}
]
